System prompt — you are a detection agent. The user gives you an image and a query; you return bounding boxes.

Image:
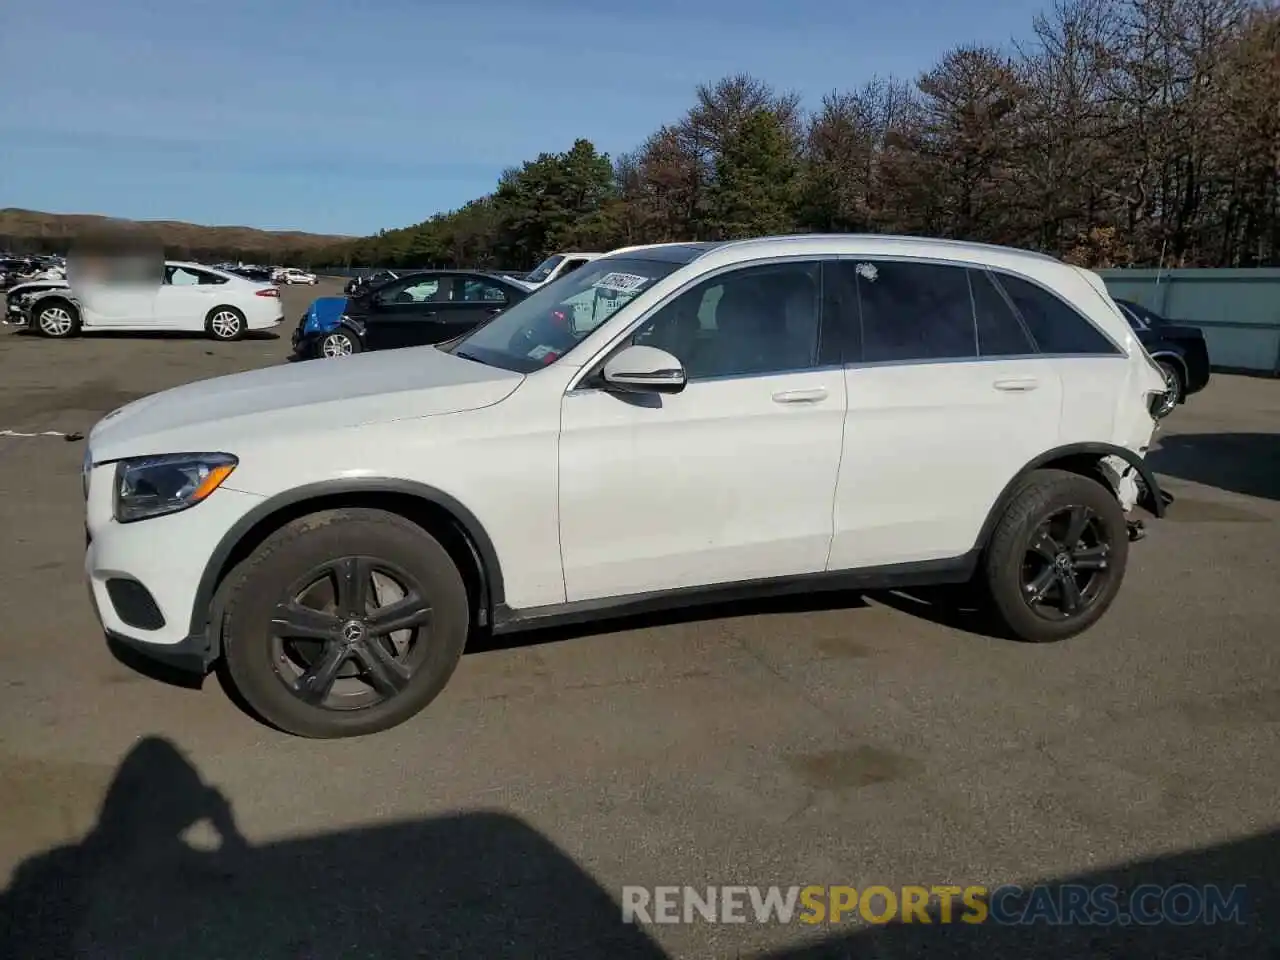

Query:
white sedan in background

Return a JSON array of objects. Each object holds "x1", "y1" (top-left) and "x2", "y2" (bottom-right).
[
  {"x1": 276, "y1": 268, "x2": 318, "y2": 285},
  {"x1": 25, "y1": 262, "x2": 284, "y2": 341}
]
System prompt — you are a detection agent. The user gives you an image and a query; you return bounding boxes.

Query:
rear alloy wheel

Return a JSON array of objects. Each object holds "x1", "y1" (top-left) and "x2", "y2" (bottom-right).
[
  {"x1": 983, "y1": 469, "x2": 1129, "y2": 643},
  {"x1": 219, "y1": 508, "x2": 469, "y2": 738},
  {"x1": 36, "y1": 302, "x2": 80, "y2": 338},
  {"x1": 321, "y1": 329, "x2": 360, "y2": 357},
  {"x1": 207, "y1": 307, "x2": 246, "y2": 342},
  {"x1": 1153, "y1": 361, "x2": 1183, "y2": 418}
]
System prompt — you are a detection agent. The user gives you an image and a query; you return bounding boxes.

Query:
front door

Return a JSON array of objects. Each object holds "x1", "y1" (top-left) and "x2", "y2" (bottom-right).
[
  {"x1": 362, "y1": 276, "x2": 453, "y2": 350},
  {"x1": 557, "y1": 260, "x2": 848, "y2": 602},
  {"x1": 824, "y1": 258, "x2": 1065, "y2": 569}
]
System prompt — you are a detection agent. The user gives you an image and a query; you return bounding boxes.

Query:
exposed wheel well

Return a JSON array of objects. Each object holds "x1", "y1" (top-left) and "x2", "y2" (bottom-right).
[
  {"x1": 36, "y1": 296, "x2": 78, "y2": 316},
  {"x1": 974, "y1": 451, "x2": 1128, "y2": 553},
  {"x1": 204, "y1": 491, "x2": 492, "y2": 645}
]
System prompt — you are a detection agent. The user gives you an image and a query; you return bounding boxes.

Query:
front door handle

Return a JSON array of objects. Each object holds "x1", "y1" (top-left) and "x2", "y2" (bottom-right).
[
  {"x1": 772, "y1": 388, "x2": 829, "y2": 404},
  {"x1": 993, "y1": 377, "x2": 1039, "y2": 392}
]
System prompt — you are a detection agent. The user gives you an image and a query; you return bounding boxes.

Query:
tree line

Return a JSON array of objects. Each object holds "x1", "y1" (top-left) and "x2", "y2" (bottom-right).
[{"x1": 317, "y1": 0, "x2": 1278, "y2": 273}]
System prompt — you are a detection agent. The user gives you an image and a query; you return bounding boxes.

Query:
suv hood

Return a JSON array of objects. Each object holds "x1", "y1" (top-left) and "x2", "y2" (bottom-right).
[{"x1": 88, "y1": 345, "x2": 523, "y2": 462}]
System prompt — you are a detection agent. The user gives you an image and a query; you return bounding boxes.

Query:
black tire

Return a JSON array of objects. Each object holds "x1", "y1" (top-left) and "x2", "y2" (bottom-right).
[
  {"x1": 206, "y1": 306, "x2": 246, "y2": 342},
  {"x1": 320, "y1": 328, "x2": 361, "y2": 358},
  {"x1": 1154, "y1": 360, "x2": 1184, "y2": 418},
  {"x1": 219, "y1": 508, "x2": 469, "y2": 738},
  {"x1": 34, "y1": 299, "x2": 80, "y2": 338},
  {"x1": 983, "y1": 469, "x2": 1129, "y2": 643}
]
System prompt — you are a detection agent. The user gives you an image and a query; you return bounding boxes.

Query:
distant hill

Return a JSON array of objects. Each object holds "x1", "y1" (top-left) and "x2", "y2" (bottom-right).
[{"x1": 0, "y1": 208, "x2": 352, "y2": 263}]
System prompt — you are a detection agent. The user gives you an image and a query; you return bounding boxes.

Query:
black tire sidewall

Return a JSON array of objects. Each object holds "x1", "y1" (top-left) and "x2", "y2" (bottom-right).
[
  {"x1": 207, "y1": 307, "x2": 246, "y2": 341},
  {"x1": 984, "y1": 470, "x2": 1130, "y2": 643},
  {"x1": 221, "y1": 509, "x2": 469, "y2": 738}
]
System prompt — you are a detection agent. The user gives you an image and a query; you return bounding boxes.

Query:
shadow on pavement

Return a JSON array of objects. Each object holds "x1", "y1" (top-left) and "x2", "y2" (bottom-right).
[
  {"x1": 4, "y1": 737, "x2": 1277, "y2": 959},
  {"x1": 0, "y1": 736, "x2": 665, "y2": 959},
  {"x1": 1149, "y1": 432, "x2": 1280, "y2": 502}
]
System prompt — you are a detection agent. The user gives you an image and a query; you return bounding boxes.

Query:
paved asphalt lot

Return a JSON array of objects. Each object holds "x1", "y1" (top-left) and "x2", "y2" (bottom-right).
[{"x1": 0, "y1": 281, "x2": 1277, "y2": 958}]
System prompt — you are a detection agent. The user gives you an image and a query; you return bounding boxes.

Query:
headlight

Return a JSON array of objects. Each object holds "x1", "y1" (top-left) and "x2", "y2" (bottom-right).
[{"x1": 113, "y1": 452, "x2": 237, "y2": 523}]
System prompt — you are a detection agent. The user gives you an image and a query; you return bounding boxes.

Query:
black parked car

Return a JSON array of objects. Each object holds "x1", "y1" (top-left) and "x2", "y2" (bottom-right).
[
  {"x1": 292, "y1": 270, "x2": 531, "y2": 359},
  {"x1": 1114, "y1": 299, "x2": 1211, "y2": 418}
]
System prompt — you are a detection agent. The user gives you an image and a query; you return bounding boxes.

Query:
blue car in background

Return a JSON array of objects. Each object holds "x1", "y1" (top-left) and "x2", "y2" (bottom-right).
[{"x1": 291, "y1": 270, "x2": 531, "y2": 359}]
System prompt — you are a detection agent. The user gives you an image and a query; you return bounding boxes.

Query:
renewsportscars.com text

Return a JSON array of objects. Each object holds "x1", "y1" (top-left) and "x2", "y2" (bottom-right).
[{"x1": 621, "y1": 884, "x2": 1249, "y2": 926}]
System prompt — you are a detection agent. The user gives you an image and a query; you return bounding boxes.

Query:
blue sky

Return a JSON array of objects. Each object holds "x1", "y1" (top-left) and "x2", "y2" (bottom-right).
[{"x1": 1, "y1": 0, "x2": 1049, "y2": 237}]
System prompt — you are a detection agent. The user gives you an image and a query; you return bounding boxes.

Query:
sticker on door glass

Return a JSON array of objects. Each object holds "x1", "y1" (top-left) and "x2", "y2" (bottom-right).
[
  {"x1": 526, "y1": 344, "x2": 555, "y2": 360},
  {"x1": 592, "y1": 272, "x2": 649, "y2": 293},
  {"x1": 855, "y1": 263, "x2": 878, "y2": 282}
]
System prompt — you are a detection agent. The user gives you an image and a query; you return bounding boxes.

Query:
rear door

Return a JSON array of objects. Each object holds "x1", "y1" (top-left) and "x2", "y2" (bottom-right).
[
  {"x1": 437, "y1": 276, "x2": 514, "y2": 340},
  {"x1": 826, "y1": 258, "x2": 1064, "y2": 570},
  {"x1": 152, "y1": 265, "x2": 227, "y2": 330}
]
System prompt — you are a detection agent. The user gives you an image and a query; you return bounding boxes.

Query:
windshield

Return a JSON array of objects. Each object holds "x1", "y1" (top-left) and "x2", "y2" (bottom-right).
[
  {"x1": 450, "y1": 257, "x2": 682, "y2": 373},
  {"x1": 524, "y1": 255, "x2": 564, "y2": 284}
]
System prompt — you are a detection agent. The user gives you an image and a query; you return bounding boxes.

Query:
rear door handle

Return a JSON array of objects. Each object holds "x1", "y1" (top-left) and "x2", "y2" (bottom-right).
[
  {"x1": 993, "y1": 377, "x2": 1039, "y2": 392},
  {"x1": 772, "y1": 388, "x2": 829, "y2": 404}
]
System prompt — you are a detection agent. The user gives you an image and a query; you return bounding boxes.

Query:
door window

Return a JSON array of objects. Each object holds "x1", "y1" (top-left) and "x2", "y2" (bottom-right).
[
  {"x1": 380, "y1": 277, "x2": 446, "y2": 303},
  {"x1": 459, "y1": 278, "x2": 508, "y2": 303},
  {"x1": 971, "y1": 269, "x2": 1036, "y2": 356},
  {"x1": 630, "y1": 262, "x2": 822, "y2": 380},
  {"x1": 848, "y1": 260, "x2": 978, "y2": 363},
  {"x1": 164, "y1": 266, "x2": 227, "y2": 286},
  {"x1": 992, "y1": 273, "x2": 1121, "y2": 355},
  {"x1": 828, "y1": 260, "x2": 1038, "y2": 363}
]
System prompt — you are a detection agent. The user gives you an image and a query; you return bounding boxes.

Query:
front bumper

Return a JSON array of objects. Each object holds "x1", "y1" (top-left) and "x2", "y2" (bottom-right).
[
  {"x1": 4, "y1": 299, "x2": 31, "y2": 326},
  {"x1": 291, "y1": 322, "x2": 321, "y2": 358},
  {"x1": 85, "y1": 472, "x2": 264, "y2": 671}
]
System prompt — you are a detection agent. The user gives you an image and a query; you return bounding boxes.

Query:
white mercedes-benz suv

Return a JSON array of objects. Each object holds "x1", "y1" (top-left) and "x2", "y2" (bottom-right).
[{"x1": 84, "y1": 235, "x2": 1172, "y2": 738}]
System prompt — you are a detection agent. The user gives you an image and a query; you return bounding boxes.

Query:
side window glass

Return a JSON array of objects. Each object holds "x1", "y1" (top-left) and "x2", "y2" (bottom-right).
[
  {"x1": 995, "y1": 273, "x2": 1120, "y2": 355},
  {"x1": 855, "y1": 261, "x2": 977, "y2": 363},
  {"x1": 631, "y1": 262, "x2": 821, "y2": 380},
  {"x1": 196, "y1": 270, "x2": 228, "y2": 285},
  {"x1": 398, "y1": 279, "x2": 441, "y2": 302},
  {"x1": 461, "y1": 279, "x2": 507, "y2": 303},
  {"x1": 971, "y1": 269, "x2": 1035, "y2": 356},
  {"x1": 169, "y1": 267, "x2": 200, "y2": 287}
]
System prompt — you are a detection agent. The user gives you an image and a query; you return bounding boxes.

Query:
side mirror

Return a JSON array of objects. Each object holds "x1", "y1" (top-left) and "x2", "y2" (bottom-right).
[{"x1": 602, "y1": 345, "x2": 687, "y2": 394}]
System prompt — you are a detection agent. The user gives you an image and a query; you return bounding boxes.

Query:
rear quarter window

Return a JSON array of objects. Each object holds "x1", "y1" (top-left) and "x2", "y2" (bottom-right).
[{"x1": 994, "y1": 273, "x2": 1121, "y2": 356}]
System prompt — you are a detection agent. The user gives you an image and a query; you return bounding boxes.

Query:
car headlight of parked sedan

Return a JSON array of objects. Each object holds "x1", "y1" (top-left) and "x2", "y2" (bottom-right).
[{"x1": 113, "y1": 452, "x2": 238, "y2": 523}]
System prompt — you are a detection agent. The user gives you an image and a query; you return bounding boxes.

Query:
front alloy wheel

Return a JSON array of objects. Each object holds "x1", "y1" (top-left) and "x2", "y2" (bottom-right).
[
  {"x1": 321, "y1": 330, "x2": 358, "y2": 357},
  {"x1": 220, "y1": 508, "x2": 470, "y2": 738},
  {"x1": 37, "y1": 304, "x2": 77, "y2": 337}
]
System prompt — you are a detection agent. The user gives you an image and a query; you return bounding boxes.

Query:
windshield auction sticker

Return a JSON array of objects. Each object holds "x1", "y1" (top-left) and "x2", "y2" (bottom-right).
[{"x1": 592, "y1": 272, "x2": 649, "y2": 294}]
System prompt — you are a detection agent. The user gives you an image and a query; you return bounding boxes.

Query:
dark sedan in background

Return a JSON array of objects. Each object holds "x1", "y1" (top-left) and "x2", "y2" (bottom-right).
[
  {"x1": 292, "y1": 270, "x2": 531, "y2": 359},
  {"x1": 1115, "y1": 298, "x2": 1212, "y2": 417}
]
